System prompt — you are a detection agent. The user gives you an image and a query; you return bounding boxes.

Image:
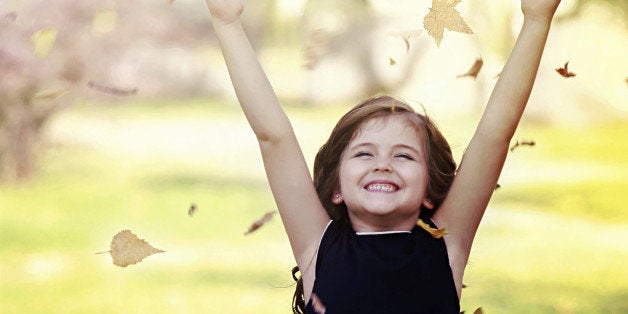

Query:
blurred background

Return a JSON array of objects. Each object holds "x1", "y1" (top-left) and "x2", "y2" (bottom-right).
[{"x1": 1, "y1": 0, "x2": 626, "y2": 313}]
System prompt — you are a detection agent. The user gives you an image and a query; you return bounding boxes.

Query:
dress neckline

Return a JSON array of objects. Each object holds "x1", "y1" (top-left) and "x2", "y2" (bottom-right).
[{"x1": 355, "y1": 230, "x2": 412, "y2": 236}]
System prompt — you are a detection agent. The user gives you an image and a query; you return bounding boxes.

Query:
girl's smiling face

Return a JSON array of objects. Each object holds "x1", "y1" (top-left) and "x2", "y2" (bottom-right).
[{"x1": 335, "y1": 114, "x2": 433, "y2": 232}]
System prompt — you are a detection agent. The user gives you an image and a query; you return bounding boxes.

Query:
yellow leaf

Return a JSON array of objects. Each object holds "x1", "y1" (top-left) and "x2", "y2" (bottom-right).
[
  {"x1": 423, "y1": 0, "x2": 473, "y2": 47},
  {"x1": 389, "y1": 58, "x2": 396, "y2": 66},
  {"x1": 457, "y1": 58, "x2": 483, "y2": 79},
  {"x1": 98, "y1": 230, "x2": 165, "y2": 267},
  {"x1": 31, "y1": 28, "x2": 58, "y2": 58},
  {"x1": 417, "y1": 219, "x2": 447, "y2": 238},
  {"x1": 34, "y1": 88, "x2": 69, "y2": 100}
]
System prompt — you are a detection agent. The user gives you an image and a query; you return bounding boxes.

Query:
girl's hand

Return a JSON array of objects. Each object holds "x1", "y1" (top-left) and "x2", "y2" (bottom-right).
[
  {"x1": 204, "y1": 0, "x2": 244, "y2": 25},
  {"x1": 521, "y1": 0, "x2": 561, "y2": 22}
]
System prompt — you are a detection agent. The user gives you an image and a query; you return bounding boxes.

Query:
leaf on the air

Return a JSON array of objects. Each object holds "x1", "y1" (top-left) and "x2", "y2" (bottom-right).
[
  {"x1": 509, "y1": 139, "x2": 535, "y2": 152},
  {"x1": 31, "y1": 28, "x2": 58, "y2": 58},
  {"x1": 390, "y1": 30, "x2": 422, "y2": 52},
  {"x1": 423, "y1": 0, "x2": 473, "y2": 47},
  {"x1": 97, "y1": 230, "x2": 165, "y2": 267},
  {"x1": 389, "y1": 58, "x2": 396, "y2": 66},
  {"x1": 474, "y1": 307, "x2": 484, "y2": 314},
  {"x1": 244, "y1": 211, "x2": 276, "y2": 235},
  {"x1": 188, "y1": 203, "x2": 198, "y2": 216},
  {"x1": 34, "y1": 88, "x2": 69, "y2": 100},
  {"x1": 457, "y1": 58, "x2": 483, "y2": 79},
  {"x1": 556, "y1": 61, "x2": 575, "y2": 78},
  {"x1": 417, "y1": 219, "x2": 447, "y2": 238},
  {"x1": 87, "y1": 81, "x2": 138, "y2": 96},
  {"x1": 1, "y1": 12, "x2": 17, "y2": 23}
]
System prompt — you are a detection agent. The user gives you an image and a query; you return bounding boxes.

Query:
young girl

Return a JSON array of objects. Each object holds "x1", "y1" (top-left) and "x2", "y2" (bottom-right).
[{"x1": 203, "y1": 0, "x2": 561, "y2": 313}]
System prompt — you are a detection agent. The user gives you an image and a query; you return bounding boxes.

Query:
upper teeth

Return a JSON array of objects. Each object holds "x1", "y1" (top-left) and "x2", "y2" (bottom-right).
[{"x1": 366, "y1": 183, "x2": 396, "y2": 192}]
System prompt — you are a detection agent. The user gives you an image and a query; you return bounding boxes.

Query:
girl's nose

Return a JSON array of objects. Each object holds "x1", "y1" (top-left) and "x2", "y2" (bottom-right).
[{"x1": 373, "y1": 158, "x2": 392, "y2": 172}]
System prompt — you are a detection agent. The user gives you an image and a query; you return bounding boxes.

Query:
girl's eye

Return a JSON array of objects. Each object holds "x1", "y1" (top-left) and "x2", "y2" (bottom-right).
[
  {"x1": 355, "y1": 151, "x2": 373, "y2": 158},
  {"x1": 395, "y1": 153, "x2": 414, "y2": 160}
]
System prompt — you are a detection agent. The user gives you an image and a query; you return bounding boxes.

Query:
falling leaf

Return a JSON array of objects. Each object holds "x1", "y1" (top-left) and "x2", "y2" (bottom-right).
[
  {"x1": 311, "y1": 293, "x2": 327, "y2": 314},
  {"x1": 474, "y1": 307, "x2": 483, "y2": 314},
  {"x1": 556, "y1": 61, "x2": 575, "y2": 78},
  {"x1": 1, "y1": 12, "x2": 17, "y2": 23},
  {"x1": 31, "y1": 28, "x2": 58, "y2": 58},
  {"x1": 244, "y1": 211, "x2": 276, "y2": 235},
  {"x1": 423, "y1": 0, "x2": 473, "y2": 47},
  {"x1": 390, "y1": 30, "x2": 422, "y2": 52},
  {"x1": 188, "y1": 203, "x2": 197, "y2": 216},
  {"x1": 495, "y1": 183, "x2": 501, "y2": 190},
  {"x1": 97, "y1": 230, "x2": 165, "y2": 267},
  {"x1": 87, "y1": 81, "x2": 138, "y2": 96},
  {"x1": 417, "y1": 219, "x2": 447, "y2": 238},
  {"x1": 389, "y1": 58, "x2": 396, "y2": 66},
  {"x1": 34, "y1": 88, "x2": 69, "y2": 100},
  {"x1": 509, "y1": 139, "x2": 535, "y2": 152},
  {"x1": 457, "y1": 58, "x2": 483, "y2": 79}
]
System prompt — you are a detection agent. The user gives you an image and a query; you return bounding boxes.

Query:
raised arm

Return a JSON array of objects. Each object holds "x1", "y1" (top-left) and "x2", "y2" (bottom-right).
[
  {"x1": 204, "y1": 0, "x2": 330, "y2": 267},
  {"x1": 433, "y1": 0, "x2": 561, "y2": 295}
]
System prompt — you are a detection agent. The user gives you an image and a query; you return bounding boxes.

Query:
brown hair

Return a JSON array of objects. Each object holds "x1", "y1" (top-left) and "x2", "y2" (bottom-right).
[{"x1": 292, "y1": 95, "x2": 457, "y2": 313}]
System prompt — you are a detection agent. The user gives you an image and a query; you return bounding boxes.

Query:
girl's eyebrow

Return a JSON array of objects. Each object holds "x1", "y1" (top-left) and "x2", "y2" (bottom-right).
[{"x1": 348, "y1": 142, "x2": 422, "y2": 155}]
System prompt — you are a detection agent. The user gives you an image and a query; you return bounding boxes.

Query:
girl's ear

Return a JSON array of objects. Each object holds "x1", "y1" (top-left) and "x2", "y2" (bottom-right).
[
  {"x1": 422, "y1": 199, "x2": 434, "y2": 209},
  {"x1": 332, "y1": 191, "x2": 344, "y2": 204}
]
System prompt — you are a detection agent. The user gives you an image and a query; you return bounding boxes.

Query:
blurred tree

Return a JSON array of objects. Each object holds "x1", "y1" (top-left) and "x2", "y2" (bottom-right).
[
  {"x1": 0, "y1": 0, "x2": 228, "y2": 181},
  {"x1": 301, "y1": 0, "x2": 425, "y2": 99}
]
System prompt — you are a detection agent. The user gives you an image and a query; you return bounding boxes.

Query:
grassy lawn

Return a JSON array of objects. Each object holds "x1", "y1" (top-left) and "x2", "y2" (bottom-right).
[{"x1": 1, "y1": 99, "x2": 626, "y2": 313}]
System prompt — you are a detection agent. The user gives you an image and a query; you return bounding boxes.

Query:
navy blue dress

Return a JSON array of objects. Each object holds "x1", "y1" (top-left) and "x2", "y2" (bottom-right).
[{"x1": 305, "y1": 220, "x2": 460, "y2": 314}]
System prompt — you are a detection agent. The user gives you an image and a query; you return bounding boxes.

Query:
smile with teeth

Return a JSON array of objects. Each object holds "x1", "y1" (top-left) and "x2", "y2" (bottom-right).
[{"x1": 365, "y1": 183, "x2": 398, "y2": 192}]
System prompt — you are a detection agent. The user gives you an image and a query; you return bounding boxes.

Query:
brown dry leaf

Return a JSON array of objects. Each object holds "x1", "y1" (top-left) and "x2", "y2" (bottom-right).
[
  {"x1": 403, "y1": 35, "x2": 411, "y2": 52},
  {"x1": 423, "y1": 0, "x2": 473, "y2": 47},
  {"x1": 556, "y1": 61, "x2": 575, "y2": 78},
  {"x1": 509, "y1": 139, "x2": 535, "y2": 152},
  {"x1": 87, "y1": 81, "x2": 138, "y2": 96},
  {"x1": 474, "y1": 307, "x2": 484, "y2": 314},
  {"x1": 244, "y1": 211, "x2": 276, "y2": 235},
  {"x1": 1, "y1": 12, "x2": 17, "y2": 23},
  {"x1": 389, "y1": 57, "x2": 396, "y2": 66},
  {"x1": 97, "y1": 230, "x2": 165, "y2": 267},
  {"x1": 390, "y1": 30, "x2": 422, "y2": 52},
  {"x1": 457, "y1": 58, "x2": 483, "y2": 79},
  {"x1": 188, "y1": 203, "x2": 197, "y2": 216}
]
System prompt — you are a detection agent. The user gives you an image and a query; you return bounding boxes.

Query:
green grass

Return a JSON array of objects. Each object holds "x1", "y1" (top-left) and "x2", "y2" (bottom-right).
[{"x1": 1, "y1": 101, "x2": 627, "y2": 313}]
